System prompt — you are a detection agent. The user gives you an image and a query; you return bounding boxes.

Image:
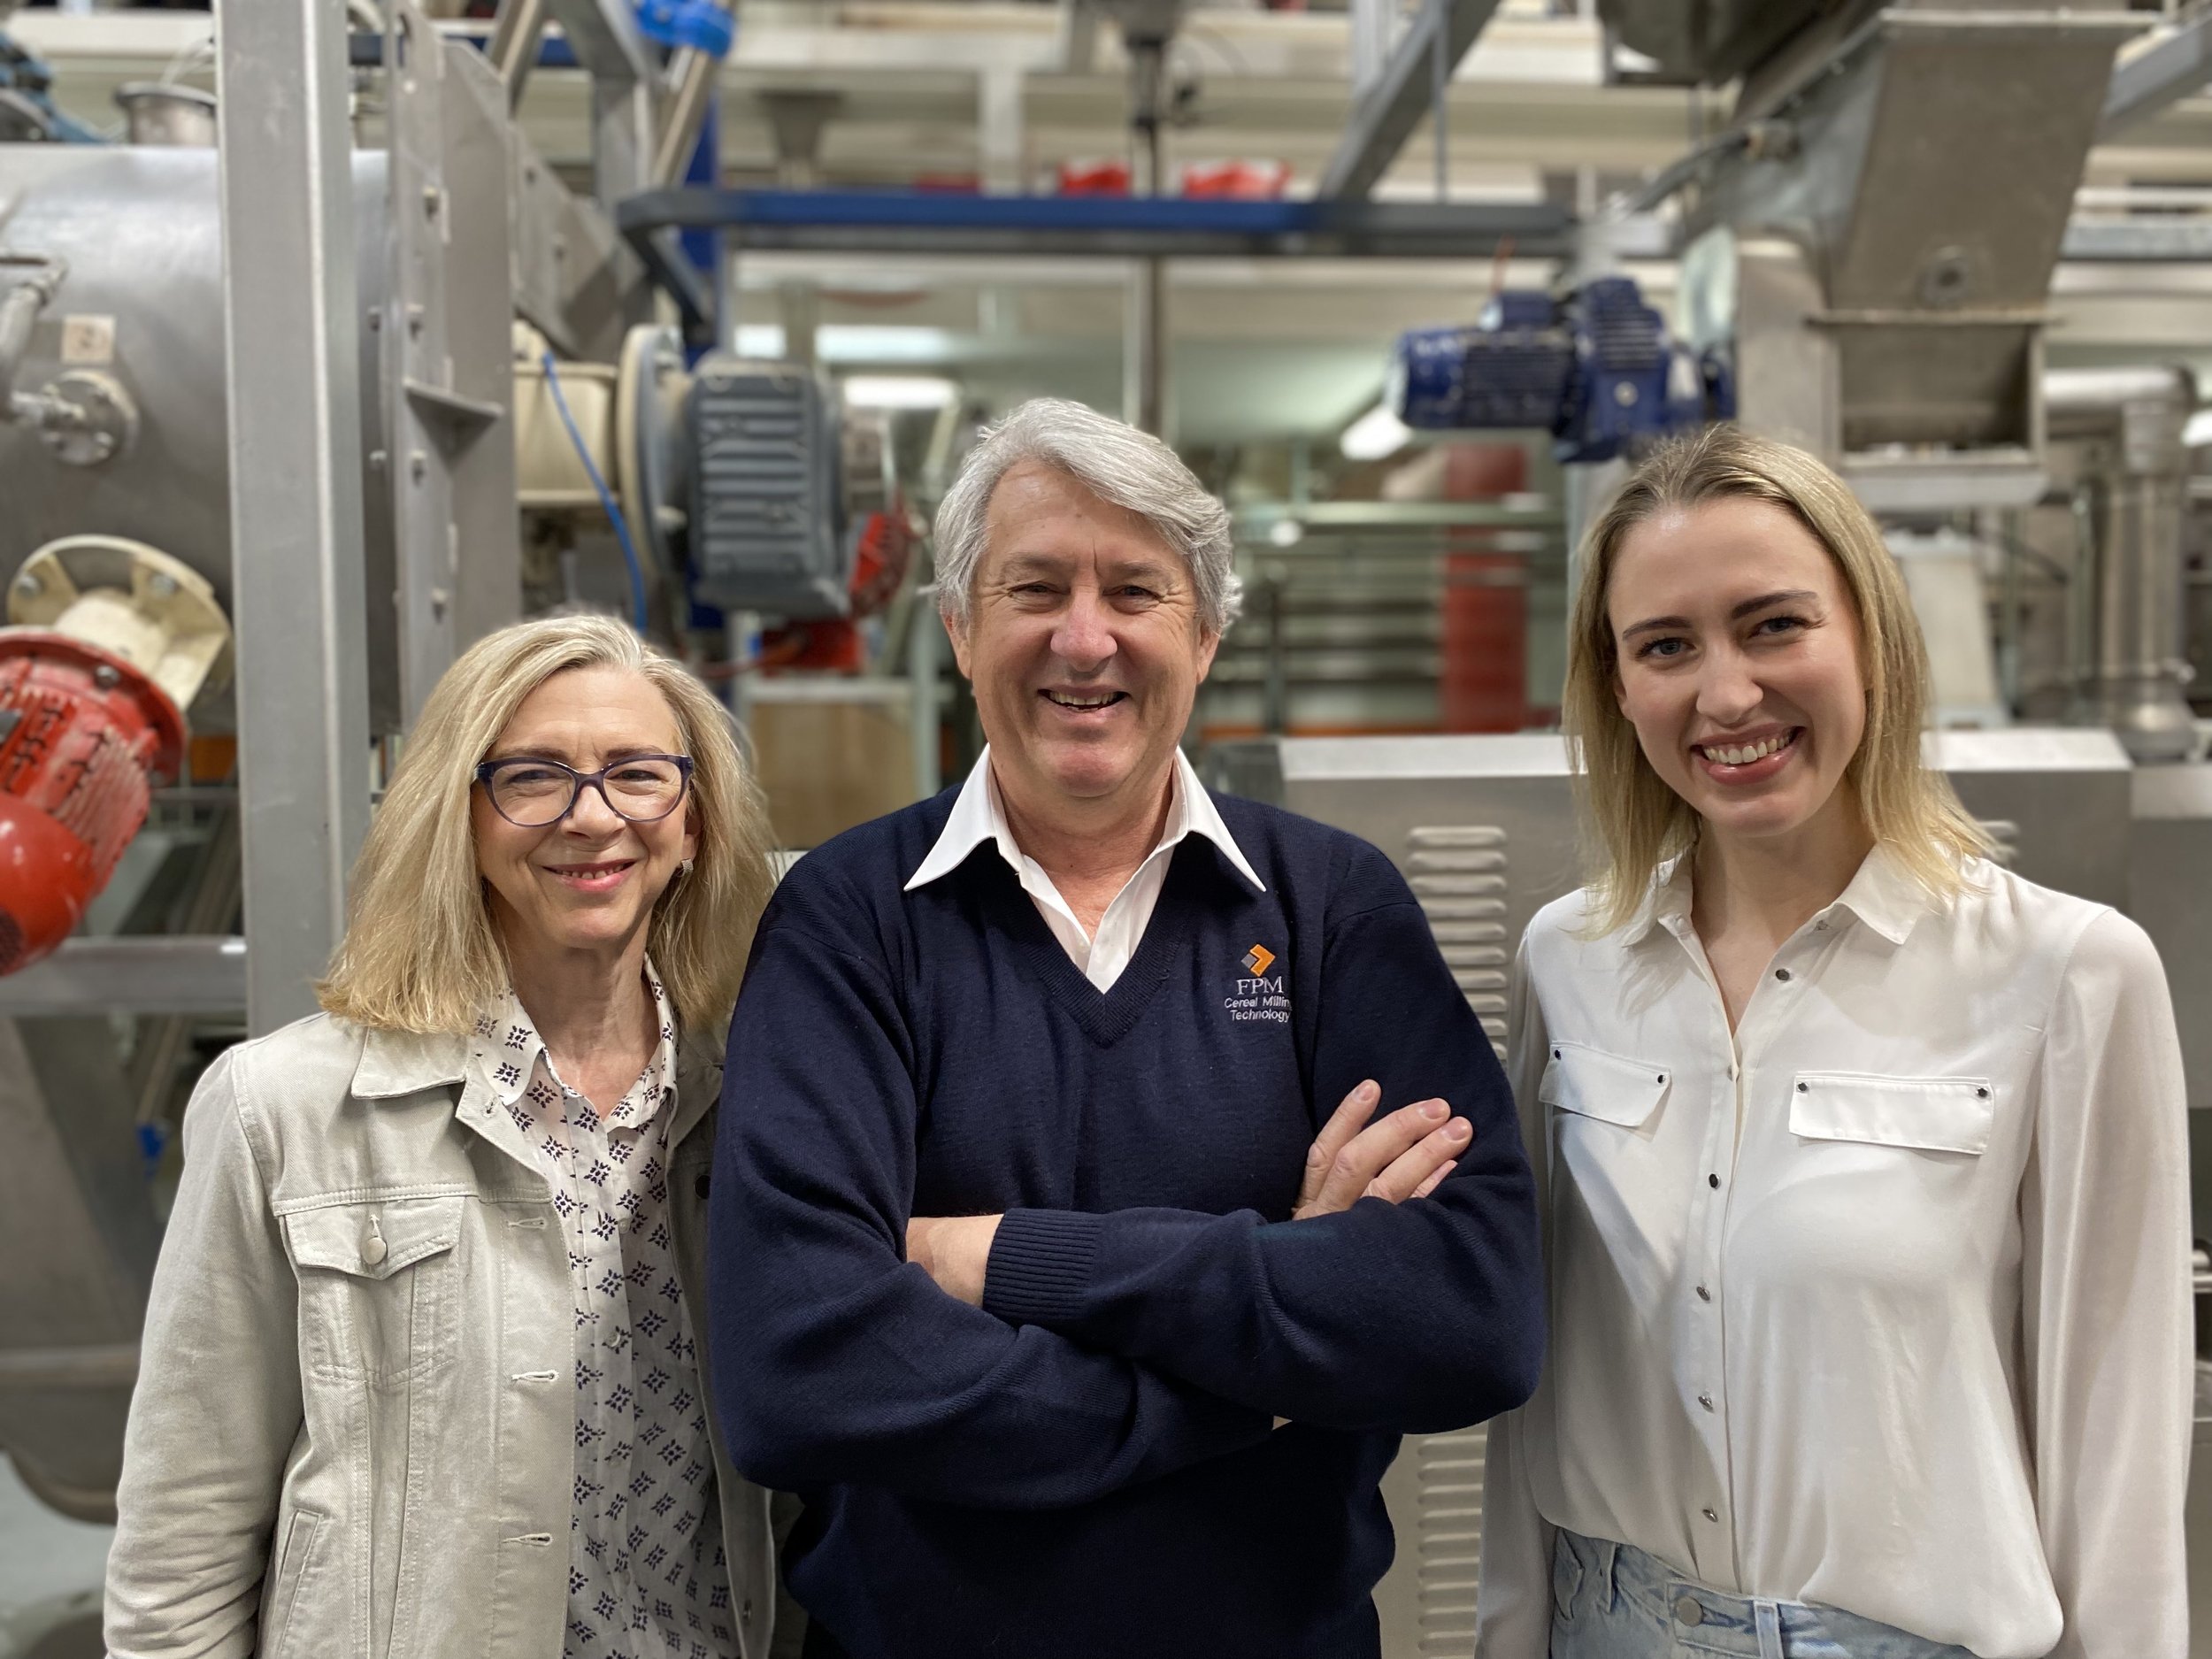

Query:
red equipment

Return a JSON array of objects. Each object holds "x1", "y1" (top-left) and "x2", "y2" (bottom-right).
[{"x1": 0, "y1": 633, "x2": 183, "y2": 972}]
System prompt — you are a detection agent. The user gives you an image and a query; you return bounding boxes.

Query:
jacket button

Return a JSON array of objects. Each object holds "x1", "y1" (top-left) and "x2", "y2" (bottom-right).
[
  {"x1": 1675, "y1": 1594, "x2": 1704, "y2": 1627},
  {"x1": 741, "y1": 1599, "x2": 753, "y2": 1624},
  {"x1": 1702, "y1": 1506, "x2": 1720, "y2": 1522},
  {"x1": 695, "y1": 1171, "x2": 711, "y2": 1201}
]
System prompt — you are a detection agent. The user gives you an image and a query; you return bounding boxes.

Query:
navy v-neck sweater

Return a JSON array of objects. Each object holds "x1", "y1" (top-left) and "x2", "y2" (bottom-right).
[{"x1": 708, "y1": 787, "x2": 1542, "y2": 1659}]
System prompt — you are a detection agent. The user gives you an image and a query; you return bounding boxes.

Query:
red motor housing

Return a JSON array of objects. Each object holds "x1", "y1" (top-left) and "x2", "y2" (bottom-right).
[{"x1": 0, "y1": 631, "x2": 184, "y2": 973}]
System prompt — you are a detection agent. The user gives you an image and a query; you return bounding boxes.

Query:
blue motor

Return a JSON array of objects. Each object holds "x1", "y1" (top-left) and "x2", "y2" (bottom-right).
[
  {"x1": 1392, "y1": 291, "x2": 1575, "y2": 431},
  {"x1": 1389, "y1": 276, "x2": 1732, "y2": 464}
]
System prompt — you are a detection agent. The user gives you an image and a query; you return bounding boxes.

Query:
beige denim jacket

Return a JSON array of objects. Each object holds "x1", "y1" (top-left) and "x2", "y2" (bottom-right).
[{"x1": 104, "y1": 1010, "x2": 777, "y2": 1659}]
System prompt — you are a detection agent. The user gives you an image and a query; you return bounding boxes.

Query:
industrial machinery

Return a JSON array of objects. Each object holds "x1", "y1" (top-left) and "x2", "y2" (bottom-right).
[
  {"x1": 4, "y1": 0, "x2": 2212, "y2": 1652},
  {"x1": 0, "y1": 6, "x2": 98, "y2": 146},
  {"x1": 1390, "y1": 277, "x2": 1732, "y2": 464},
  {"x1": 0, "y1": 537, "x2": 231, "y2": 974},
  {"x1": 0, "y1": 5, "x2": 942, "y2": 1576}
]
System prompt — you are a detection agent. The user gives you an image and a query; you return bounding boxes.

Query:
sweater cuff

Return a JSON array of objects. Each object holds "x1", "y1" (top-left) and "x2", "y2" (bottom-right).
[{"x1": 982, "y1": 1208, "x2": 1105, "y2": 1325}]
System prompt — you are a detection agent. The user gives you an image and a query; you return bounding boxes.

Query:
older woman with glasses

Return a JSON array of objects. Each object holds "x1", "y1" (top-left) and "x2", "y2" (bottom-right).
[{"x1": 104, "y1": 614, "x2": 783, "y2": 1659}]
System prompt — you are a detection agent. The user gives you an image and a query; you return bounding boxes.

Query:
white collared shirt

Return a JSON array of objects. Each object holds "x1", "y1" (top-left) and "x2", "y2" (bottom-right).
[
  {"x1": 469, "y1": 965, "x2": 739, "y2": 1659},
  {"x1": 903, "y1": 746, "x2": 1265, "y2": 990},
  {"x1": 1473, "y1": 848, "x2": 2192, "y2": 1659}
]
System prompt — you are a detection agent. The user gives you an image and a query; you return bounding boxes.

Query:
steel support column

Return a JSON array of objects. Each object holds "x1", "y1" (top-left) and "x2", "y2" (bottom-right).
[
  {"x1": 1319, "y1": 0, "x2": 1505, "y2": 200},
  {"x1": 215, "y1": 0, "x2": 372, "y2": 1035}
]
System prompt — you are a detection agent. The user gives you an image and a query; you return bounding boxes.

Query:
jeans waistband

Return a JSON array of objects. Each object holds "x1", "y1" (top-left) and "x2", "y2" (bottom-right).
[{"x1": 1555, "y1": 1529, "x2": 1972, "y2": 1659}]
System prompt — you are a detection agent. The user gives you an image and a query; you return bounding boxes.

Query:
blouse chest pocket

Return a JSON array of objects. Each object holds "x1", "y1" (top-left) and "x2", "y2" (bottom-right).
[
  {"x1": 1539, "y1": 1041, "x2": 1672, "y2": 1131},
  {"x1": 1788, "y1": 1072, "x2": 1996, "y2": 1156},
  {"x1": 285, "y1": 1194, "x2": 467, "y2": 1387}
]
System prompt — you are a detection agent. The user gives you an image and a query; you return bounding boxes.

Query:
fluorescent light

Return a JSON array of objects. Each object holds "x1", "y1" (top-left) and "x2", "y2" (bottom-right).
[
  {"x1": 841, "y1": 375, "x2": 960, "y2": 411},
  {"x1": 2185, "y1": 407, "x2": 2212, "y2": 449},
  {"x1": 1340, "y1": 402, "x2": 1411, "y2": 461},
  {"x1": 729, "y1": 325, "x2": 959, "y2": 365}
]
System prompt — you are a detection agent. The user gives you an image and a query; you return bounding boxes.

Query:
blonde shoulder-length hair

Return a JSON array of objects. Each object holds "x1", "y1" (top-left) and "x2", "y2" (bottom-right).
[
  {"x1": 319, "y1": 613, "x2": 777, "y2": 1037},
  {"x1": 1563, "y1": 424, "x2": 1992, "y2": 934}
]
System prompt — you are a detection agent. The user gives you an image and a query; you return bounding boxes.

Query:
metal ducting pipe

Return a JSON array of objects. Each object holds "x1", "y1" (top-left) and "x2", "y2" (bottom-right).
[{"x1": 2046, "y1": 366, "x2": 2199, "y2": 764}]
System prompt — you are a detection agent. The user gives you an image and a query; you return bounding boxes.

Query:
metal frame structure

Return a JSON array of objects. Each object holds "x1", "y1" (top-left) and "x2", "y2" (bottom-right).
[
  {"x1": 215, "y1": 0, "x2": 373, "y2": 1037},
  {"x1": 2101, "y1": 4, "x2": 2212, "y2": 142},
  {"x1": 614, "y1": 188, "x2": 1575, "y2": 340},
  {"x1": 385, "y1": 0, "x2": 522, "y2": 726},
  {"x1": 1318, "y1": 0, "x2": 1506, "y2": 200}
]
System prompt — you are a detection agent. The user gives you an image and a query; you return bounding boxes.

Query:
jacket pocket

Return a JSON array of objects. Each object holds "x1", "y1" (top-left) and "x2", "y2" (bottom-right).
[
  {"x1": 285, "y1": 1194, "x2": 465, "y2": 1386},
  {"x1": 1788, "y1": 1072, "x2": 1996, "y2": 1156},
  {"x1": 264, "y1": 1508, "x2": 326, "y2": 1658},
  {"x1": 1539, "y1": 1041, "x2": 1672, "y2": 1129}
]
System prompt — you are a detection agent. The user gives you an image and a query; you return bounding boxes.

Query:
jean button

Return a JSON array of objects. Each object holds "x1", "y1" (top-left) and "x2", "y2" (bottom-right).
[{"x1": 1674, "y1": 1594, "x2": 1705, "y2": 1627}]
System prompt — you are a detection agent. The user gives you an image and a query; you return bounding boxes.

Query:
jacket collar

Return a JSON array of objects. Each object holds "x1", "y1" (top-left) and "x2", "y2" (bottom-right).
[
  {"x1": 1620, "y1": 841, "x2": 1931, "y2": 949},
  {"x1": 349, "y1": 1016, "x2": 726, "y2": 1144},
  {"x1": 350, "y1": 1025, "x2": 469, "y2": 1099}
]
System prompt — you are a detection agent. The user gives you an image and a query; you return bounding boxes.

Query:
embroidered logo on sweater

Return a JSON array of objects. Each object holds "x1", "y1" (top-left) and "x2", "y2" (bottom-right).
[{"x1": 1227, "y1": 945, "x2": 1289, "y2": 1024}]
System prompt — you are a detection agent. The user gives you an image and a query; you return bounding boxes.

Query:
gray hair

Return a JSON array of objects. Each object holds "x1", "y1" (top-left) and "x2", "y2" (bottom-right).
[{"x1": 933, "y1": 398, "x2": 1242, "y2": 635}]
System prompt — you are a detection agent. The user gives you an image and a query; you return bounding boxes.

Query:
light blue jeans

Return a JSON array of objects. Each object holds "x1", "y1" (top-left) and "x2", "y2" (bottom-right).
[{"x1": 1548, "y1": 1530, "x2": 1979, "y2": 1659}]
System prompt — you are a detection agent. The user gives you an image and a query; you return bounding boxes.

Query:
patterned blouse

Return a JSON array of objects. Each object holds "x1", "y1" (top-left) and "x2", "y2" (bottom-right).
[{"x1": 470, "y1": 965, "x2": 739, "y2": 1659}]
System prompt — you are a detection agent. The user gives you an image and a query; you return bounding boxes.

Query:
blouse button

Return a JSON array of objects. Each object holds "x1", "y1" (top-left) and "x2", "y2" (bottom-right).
[
  {"x1": 1695, "y1": 1285, "x2": 1712, "y2": 1302},
  {"x1": 1774, "y1": 968, "x2": 1793, "y2": 982},
  {"x1": 1698, "y1": 1392, "x2": 1715, "y2": 1411},
  {"x1": 1702, "y1": 1506, "x2": 1720, "y2": 1523},
  {"x1": 1708, "y1": 1173, "x2": 1721, "y2": 1189}
]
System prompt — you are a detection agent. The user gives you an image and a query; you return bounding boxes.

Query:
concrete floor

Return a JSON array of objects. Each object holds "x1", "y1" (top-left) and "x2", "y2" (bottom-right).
[{"x1": 0, "y1": 1460, "x2": 107, "y2": 1659}]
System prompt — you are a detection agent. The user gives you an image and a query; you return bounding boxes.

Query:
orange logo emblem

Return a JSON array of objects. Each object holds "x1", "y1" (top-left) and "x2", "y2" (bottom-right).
[{"x1": 1242, "y1": 945, "x2": 1276, "y2": 977}]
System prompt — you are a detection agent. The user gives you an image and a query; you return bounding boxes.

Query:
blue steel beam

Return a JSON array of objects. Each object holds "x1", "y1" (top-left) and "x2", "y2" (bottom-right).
[{"x1": 613, "y1": 188, "x2": 1573, "y2": 334}]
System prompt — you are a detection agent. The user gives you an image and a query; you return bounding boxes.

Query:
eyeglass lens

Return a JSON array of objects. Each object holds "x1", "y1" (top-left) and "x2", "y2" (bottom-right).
[{"x1": 488, "y1": 758, "x2": 686, "y2": 826}]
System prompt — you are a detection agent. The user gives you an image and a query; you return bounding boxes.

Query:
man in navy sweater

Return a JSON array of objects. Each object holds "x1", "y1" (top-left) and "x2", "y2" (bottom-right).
[{"x1": 710, "y1": 398, "x2": 1543, "y2": 1659}]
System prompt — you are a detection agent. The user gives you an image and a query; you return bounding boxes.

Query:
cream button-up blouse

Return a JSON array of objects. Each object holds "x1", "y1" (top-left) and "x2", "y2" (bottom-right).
[{"x1": 1473, "y1": 848, "x2": 2192, "y2": 1659}]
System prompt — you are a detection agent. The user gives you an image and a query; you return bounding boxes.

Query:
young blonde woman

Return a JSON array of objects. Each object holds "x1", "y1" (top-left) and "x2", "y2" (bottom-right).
[
  {"x1": 1474, "y1": 426, "x2": 2191, "y2": 1659},
  {"x1": 104, "y1": 614, "x2": 783, "y2": 1659}
]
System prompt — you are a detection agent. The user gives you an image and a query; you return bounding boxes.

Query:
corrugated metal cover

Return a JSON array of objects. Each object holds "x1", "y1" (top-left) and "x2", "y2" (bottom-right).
[{"x1": 687, "y1": 359, "x2": 849, "y2": 618}]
